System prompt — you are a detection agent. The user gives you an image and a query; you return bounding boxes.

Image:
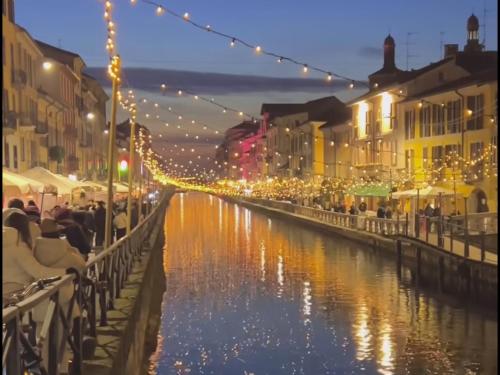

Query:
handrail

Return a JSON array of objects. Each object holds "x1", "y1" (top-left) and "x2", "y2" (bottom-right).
[
  {"x1": 2, "y1": 188, "x2": 173, "y2": 375},
  {"x1": 237, "y1": 196, "x2": 496, "y2": 265}
]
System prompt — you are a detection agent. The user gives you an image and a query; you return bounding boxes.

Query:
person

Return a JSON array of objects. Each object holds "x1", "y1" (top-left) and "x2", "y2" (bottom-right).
[
  {"x1": 358, "y1": 201, "x2": 367, "y2": 214},
  {"x1": 3, "y1": 207, "x2": 41, "y2": 242},
  {"x1": 3, "y1": 212, "x2": 66, "y2": 297},
  {"x1": 94, "y1": 201, "x2": 106, "y2": 247},
  {"x1": 478, "y1": 198, "x2": 489, "y2": 213},
  {"x1": 376, "y1": 204, "x2": 386, "y2": 218},
  {"x1": 349, "y1": 204, "x2": 357, "y2": 215},
  {"x1": 72, "y1": 211, "x2": 94, "y2": 248},
  {"x1": 7, "y1": 198, "x2": 25, "y2": 210},
  {"x1": 385, "y1": 206, "x2": 393, "y2": 219},
  {"x1": 55, "y1": 210, "x2": 92, "y2": 259},
  {"x1": 113, "y1": 208, "x2": 127, "y2": 240},
  {"x1": 130, "y1": 201, "x2": 139, "y2": 229},
  {"x1": 34, "y1": 218, "x2": 86, "y2": 271},
  {"x1": 339, "y1": 203, "x2": 347, "y2": 214},
  {"x1": 24, "y1": 200, "x2": 41, "y2": 223}
]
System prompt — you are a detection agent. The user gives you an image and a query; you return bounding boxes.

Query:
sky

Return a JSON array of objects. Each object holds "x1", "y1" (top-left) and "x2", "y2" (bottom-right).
[{"x1": 16, "y1": 0, "x2": 498, "y2": 175}]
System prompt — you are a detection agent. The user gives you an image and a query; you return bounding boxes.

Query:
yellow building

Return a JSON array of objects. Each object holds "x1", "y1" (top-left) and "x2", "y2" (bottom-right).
[{"x1": 346, "y1": 15, "x2": 497, "y2": 211}]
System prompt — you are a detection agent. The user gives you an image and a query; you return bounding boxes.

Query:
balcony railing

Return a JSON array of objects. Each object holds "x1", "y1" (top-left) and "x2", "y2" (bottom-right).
[
  {"x1": 35, "y1": 121, "x2": 49, "y2": 135},
  {"x1": 64, "y1": 126, "x2": 78, "y2": 138},
  {"x1": 3, "y1": 111, "x2": 17, "y2": 134},
  {"x1": 12, "y1": 69, "x2": 27, "y2": 87},
  {"x1": 18, "y1": 112, "x2": 36, "y2": 128},
  {"x1": 2, "y1": 191, "x2": 171, "y2": 375}
]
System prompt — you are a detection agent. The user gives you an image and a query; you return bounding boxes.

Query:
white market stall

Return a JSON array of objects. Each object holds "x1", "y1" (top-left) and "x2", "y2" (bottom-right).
[{"x1": 22, "y1": 167, "x2": 88, "y2": 208}]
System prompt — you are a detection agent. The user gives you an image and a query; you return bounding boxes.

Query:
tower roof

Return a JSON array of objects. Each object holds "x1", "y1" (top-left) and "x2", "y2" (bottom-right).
[
  {"x1": 384, "y1": 34, "x2": 395, "y2": 46},
  {"x1": 467, "y1": 14, "x2": 479, "y2": 31}
]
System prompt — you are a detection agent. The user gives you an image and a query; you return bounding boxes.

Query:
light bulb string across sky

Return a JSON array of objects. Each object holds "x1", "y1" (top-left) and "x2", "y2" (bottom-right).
[
  {"x1": 159, "y1": 84, "x2": 259, "y2": 121},
  {"x1": 135, "y1": 0, "x2": 367, "y2": 87},
  {"x1": 137, "y1": 98, "x2": 223, "y2": 136}
]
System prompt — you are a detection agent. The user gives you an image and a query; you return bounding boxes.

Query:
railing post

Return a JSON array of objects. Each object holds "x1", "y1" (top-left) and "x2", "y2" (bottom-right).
[
  {"x1": 6, "y1": 313, "x2": 22, "y2": 375},
  {"x1": 480, "y1": 230, "x2": 486, "y2": 262},
  {"x1": 450, "y1": 224, "x2": 454, "y2": 253},
  {"x1": 48, "y1": 295, "x2": 59, "y2": 375}
]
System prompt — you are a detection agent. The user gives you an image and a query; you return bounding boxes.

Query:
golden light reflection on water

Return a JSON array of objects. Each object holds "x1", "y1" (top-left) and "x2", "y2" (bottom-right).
[{"x1": 151, "y1": 193, "x2": 497, "y2": 375}]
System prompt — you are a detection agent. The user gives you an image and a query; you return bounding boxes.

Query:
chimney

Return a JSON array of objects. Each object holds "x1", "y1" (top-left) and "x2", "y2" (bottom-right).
[{"x1": 444, "y1": 44, "x2": 458, "y2": 58}]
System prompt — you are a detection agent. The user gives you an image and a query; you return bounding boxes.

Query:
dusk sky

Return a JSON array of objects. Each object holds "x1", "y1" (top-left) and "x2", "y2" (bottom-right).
[{"x1": 16, "y1": 0, "x2": 498, "y2": 172}]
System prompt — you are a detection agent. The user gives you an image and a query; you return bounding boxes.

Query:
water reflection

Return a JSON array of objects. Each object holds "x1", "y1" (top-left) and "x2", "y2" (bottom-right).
[{"x1": 150, "y1": 193, "x2": 497, "y2": 375}]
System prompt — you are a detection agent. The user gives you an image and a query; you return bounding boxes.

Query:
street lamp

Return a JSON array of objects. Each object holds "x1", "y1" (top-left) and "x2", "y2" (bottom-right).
[
  {"x1": 42, "y1": 61, "x2": 53, "y2": 71},
  {"x1": 86, "y1": 112, "x2": 95, "y2": 120}
]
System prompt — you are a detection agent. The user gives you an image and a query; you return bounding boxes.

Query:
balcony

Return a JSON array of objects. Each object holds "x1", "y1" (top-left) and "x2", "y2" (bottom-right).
[
  {"x1": 12, "y1": 69, "x2": 27, "y2": 88},
  {"x1": 79, "y1": 134, "x2": 93, "y2": 148},
  {"x1": 64, "y1": 126, "x2": 78, "y2": 138},
  {"x1": 35, "y1": 121, "x2": 49, "y2": 135},
  {"x1": 67, "y1": 155, "x2": 79, "y2": 172},
  {"x1": 3, "y1": 111, "x2": 17, "y2": 135},
  {"x1": 18, "y1": 112, "x2": 36, "y2": 129}
]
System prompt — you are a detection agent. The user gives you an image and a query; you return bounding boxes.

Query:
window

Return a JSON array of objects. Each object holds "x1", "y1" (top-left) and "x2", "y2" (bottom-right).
[
  {"x1": 10, "y1": 44, "x2": 14, "y2": 83},
  {"x1": 4, "y1": 139, "x2": 9, "y2": 167},
  {"x1": 419, "y1": 106, "x2": 431, "y2": 137},
  {"x1": 2, "y1": 88, "x2": 8, "y2": 113},
  {"x1": 405, "y1": 149, "x2": 414, "y2": 172},
  {"x1": 432, "y1": 104, "x2": 445, "y2": 135},
  {"x1": 404, "y1": 109, "x2": 415, "y2": 139},
  {"x1": 446, "y1": 99, "x2": 461, "y2": 133},
  {"x1": 390, "y1": 140, "x2": 397, "y2": 166},
  {"x1": 466, "y1": 94, "x2": 484, "y2": 130},
  {"x1": 445, "y1": 144, "x2": 459, "y2": 167},
  {"x1": 422, "y1": 147, "x2": 428, "y2": 170},
  {"x1": 432, "y1": 146, "x2": 444, "y2": 168},
  {"x1": 390, "y1": 102, "x2": 397, "y2": 129},
  {"x1": 13, "y1": 145, "x2": 18, "y2": 169},
  {"x1": 20, "y1": 137, "x2": 25, "y2": 161},
  {"x1": 365, "y1": 110, "x2": 372, "y2": 137},
  {"x1": 470, "y1": 142, "x2": 484, "y2": 160},
  {"x1": 2, "y1": 37, "x2": 4, "y2": 66}
]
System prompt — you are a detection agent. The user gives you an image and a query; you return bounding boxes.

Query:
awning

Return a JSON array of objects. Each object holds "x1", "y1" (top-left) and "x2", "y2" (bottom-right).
[
  {"x1": 347, "y1": 184, "x2": 391, "y2": 197},
  {"x1": 22, "y1": 167, "x2": 82, "y2": 195},
  {"x1": 3, "y1": 168, "x2": 51, "y2": 195},
  {"x1": 392, "y1": 185, "x2": 458, "y2": 199}
]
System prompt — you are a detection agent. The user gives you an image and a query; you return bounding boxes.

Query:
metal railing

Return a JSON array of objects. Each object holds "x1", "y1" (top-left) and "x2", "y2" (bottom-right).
[
  {"x1": 241, "y1": 197, "x2": 495, "y2": 264},
  {"x1": 2, "y1": 191, "x2": 171, "y2": 375}
]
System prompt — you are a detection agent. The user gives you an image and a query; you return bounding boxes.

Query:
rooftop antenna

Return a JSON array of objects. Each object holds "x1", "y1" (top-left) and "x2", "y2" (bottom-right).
[
  {"x1": 405, "y1": 32, "x2": 418, "y2": 70},
  {"x1": 481, "y1": 1, "x2": 491, "y2": 47}
]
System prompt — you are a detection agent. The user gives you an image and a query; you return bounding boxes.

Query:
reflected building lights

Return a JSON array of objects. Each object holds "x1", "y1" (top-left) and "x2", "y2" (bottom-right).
[
  {"x1": 377, "y1": 321, "x2": 394, "y2": 375},
  {"x1": 354, "y1": 304, "x2": 372, "y2": 361},
  {"x1": 303, "y1": 280, "x2": 312, "y2": 325},
  {"x1": 179, "y1": 192, "x2": 184, "y2": 229},
  {"x1": 260, "y1": 241, "x2": 266, "y2": 282},
  {"x1": 277, "y1": 255, "x2": 284, "y2": 298}
]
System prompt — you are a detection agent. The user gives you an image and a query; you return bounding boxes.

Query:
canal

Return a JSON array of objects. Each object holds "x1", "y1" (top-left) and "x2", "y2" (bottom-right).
[{"x1": 148, "y1": 192, "x2": 497, "y2": 375}]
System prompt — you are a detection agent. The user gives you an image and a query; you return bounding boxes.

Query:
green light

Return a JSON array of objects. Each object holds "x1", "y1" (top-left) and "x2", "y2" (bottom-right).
[{"x1": 119, "y1": 160, "x2": 128, "y2": 171}]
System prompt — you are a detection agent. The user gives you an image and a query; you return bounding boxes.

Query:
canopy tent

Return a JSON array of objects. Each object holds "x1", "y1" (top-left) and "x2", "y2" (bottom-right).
[
  {"x1": 114, "y1": 182, "x2": 129, "y2": 193},
  {"x1": 22, "y1": 167, "x2": 83, "y2": 196},
  {"x1": 3, "y1": 168, "x2": 51, "y2": 196},
  {"x1": 347, "y1": 184, "x2": 391, "y2": 197},
  {"x1": 392, "y1": 186, "x2": 458, "y2": 199}
]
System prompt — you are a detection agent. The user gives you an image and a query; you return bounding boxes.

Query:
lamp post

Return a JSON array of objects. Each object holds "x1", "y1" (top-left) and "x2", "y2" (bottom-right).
[
  {"x1": 104, "y1": 55, "x2": 121, "y2": 249},
  {"x1": 126, "y1": 116, "x2": 136, "y2": 234}
]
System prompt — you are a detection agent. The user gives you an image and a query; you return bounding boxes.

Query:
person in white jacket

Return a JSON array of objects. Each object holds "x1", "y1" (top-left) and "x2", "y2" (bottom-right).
[
  {"x1": 2, "y1": 213, "x2": 66, "y2": 298},
  {"x1": 34, "y1": 218, "x2": 86, "y2": 270},
  {"x1": 3, "y1": 207, "x2": 41, "y2": 243}
]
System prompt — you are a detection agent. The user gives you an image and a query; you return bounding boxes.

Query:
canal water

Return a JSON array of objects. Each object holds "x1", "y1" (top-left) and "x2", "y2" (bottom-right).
[{"x1": 148, "y1": 192, "x2": 497, "y2": 375}]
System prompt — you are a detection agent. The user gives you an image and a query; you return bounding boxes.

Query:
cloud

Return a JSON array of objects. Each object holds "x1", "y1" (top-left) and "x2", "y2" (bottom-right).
[
  {"x1": 85, "y1": 67, "x2": 363, "y2": 95},
  {"x1": 358, "y1": 47, "x2": 382, "y2": 59}
]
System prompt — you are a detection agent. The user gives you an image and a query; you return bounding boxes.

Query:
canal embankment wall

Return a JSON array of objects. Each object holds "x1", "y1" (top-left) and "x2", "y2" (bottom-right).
[
  {"x1": 221, "y1": 195, "x2": 497, "y2": 308},
  {"x1": 82, "y1": 194, "x2": 171, "y2": 375}
]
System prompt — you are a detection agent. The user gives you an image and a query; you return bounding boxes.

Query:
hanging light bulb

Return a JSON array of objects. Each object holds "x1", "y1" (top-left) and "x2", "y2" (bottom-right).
[
  {"x1": 302, "y1": 64, "x2": 308, "y2": 73},
  {"x1": 177, "y1": 90, "x2": 183, "y2": 96},
  {"x1": 183, "y1": 12, "x2": 190, "y2": 20},
  {"x1": 349, "y1": 81, "x2": 355, "y2": 89},
  {"x1": 255, "y1": 45, "x2": 262, "y2": 54},
  {"x1": 326, "y1": 73, "x2": 333, "y2": 82},
  {"x1": 230, "y1": 38, "x2": 236, "y2": 47},
  {"x1": 156, "y1": 6, "x2": 164, "y2": 15},
  {"x1": 277, "y1": 57, "x2": 283, "y2": 63}
]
